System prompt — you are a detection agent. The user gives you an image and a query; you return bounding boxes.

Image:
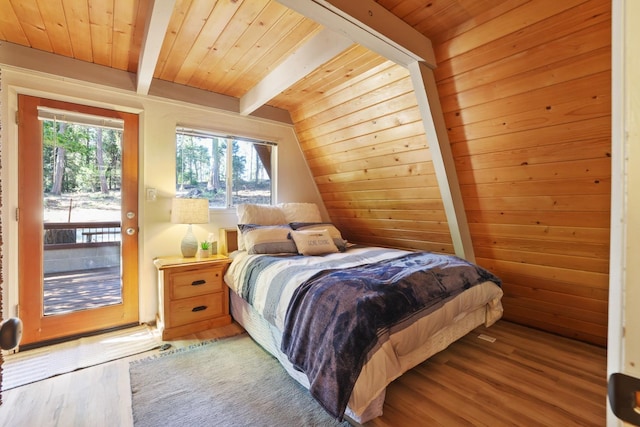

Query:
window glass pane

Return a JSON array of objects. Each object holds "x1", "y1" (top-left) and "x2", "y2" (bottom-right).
[
  {"x1": 231, "y1": 140, "x2": 273, "y2": 206},
  {"x1": 176, "y1": 129, "x2": 274, "y2": 208}
]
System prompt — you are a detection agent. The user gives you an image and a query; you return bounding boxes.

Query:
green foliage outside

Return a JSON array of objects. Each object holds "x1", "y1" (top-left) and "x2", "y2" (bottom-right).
[
  {"x1": 43, "y1": 120, "x2": 122, "y2": 194},
  {"x1": 176, "y1": 133, "x2": 272, "y2": 207}
]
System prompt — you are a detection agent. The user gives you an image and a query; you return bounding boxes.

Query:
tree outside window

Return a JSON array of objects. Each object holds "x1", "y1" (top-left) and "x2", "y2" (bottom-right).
[{"x1": 175, "y1": 128, "x2": 275, "y2": 208}]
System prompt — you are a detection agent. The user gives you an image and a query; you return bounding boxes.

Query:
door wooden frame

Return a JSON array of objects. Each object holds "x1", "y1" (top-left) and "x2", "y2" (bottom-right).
[{"x1": 17, "y1": 94, "x2": 139, "y2": 345}]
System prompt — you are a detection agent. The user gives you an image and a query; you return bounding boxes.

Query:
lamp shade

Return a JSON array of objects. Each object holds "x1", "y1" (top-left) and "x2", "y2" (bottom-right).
[{"x1": 171, "y1": 198, "x2": 210, "y2": 225}]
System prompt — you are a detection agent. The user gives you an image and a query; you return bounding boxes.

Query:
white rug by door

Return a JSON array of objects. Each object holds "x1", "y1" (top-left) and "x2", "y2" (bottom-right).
[{"x1": 2, "y1": 325, "x2": 161, "y2": 391}]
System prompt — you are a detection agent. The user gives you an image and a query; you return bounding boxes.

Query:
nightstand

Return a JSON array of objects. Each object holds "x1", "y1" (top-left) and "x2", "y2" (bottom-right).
[{"x1": 154, "y1": 255, "x2": 232, "y2": 340}]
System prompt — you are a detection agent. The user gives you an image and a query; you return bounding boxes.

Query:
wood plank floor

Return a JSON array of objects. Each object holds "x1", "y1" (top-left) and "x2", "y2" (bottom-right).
[{"x1": 0, "y1": 320, "x2": 607, "y2": 427}]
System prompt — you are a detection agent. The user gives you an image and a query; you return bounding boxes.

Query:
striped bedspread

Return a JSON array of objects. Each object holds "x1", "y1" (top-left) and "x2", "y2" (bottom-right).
[{"x1": 225, "y1": 246, "x2": 414, "y2": 332}]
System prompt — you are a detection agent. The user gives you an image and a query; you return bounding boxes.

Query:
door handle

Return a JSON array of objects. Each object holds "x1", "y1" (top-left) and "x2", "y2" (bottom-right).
[
  {"x1": 126, "y1": 227, "x2": 136, "y2": 235},
  {"x1": 609, "y1": 373, "x2": 640, "y2": 425}
]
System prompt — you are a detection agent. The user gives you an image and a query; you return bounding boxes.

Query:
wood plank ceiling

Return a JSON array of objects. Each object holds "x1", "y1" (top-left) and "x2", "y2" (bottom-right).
[{"x1": 0, "y1": 0, "x2": 611, "y2": 346}]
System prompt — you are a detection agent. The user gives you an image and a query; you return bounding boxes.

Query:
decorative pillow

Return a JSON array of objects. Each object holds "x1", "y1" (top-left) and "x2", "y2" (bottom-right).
[
  {"x1": 238, "y1": 224, "x2": 297, "y2": 255},
  {"x1": 278, "y1": 202, "x2": 322, "y2": 223},
  {"x1": 289, "y1": 222, "x2": 347, "y2": 252},
  {"x1": 290, "y1": 229, "x2": 339, "y2": 256}
]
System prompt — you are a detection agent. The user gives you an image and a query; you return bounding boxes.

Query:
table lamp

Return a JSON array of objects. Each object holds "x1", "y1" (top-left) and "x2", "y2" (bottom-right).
[{"x1": 171, "y1": 198, "x2": 210, "y2": 257}]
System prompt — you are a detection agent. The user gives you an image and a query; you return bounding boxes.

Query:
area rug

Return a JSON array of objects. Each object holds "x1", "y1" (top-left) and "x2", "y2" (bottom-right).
[
  {"x1": 2, "y1": 325, "x2": 161, "y2": 391},
  {"x1": 129, "y1": 334, "x2": 349, "y2": 427}
]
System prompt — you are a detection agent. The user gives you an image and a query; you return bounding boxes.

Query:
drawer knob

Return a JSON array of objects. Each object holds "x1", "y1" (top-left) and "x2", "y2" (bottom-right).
[
  {"x1": 192, "y1": 305, "x2": 208, "y2": 312},
  {"x1": 191, "y1": 279, "x2": 206, "y2": 286}
]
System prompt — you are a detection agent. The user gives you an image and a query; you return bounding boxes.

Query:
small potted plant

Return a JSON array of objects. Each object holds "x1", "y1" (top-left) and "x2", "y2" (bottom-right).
[{"x1": 198, "y1": 241, "x2": 211, "y2": 258}]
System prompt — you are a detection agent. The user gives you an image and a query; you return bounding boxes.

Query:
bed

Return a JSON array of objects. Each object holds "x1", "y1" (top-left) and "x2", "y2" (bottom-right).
[{"x1": 222, "y1": 203, "x2": 504, "y2": 424}]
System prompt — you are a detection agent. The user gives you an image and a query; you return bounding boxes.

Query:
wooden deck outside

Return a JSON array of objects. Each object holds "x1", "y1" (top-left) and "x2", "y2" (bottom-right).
[{"x1": 43, "y1": 266, "x2": 122, "y2": 315}]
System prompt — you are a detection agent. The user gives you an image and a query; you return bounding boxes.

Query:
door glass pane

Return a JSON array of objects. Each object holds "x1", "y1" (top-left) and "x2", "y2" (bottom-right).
[{"x1": 41, "y1": 108, "x2": 124, "y2": 316}]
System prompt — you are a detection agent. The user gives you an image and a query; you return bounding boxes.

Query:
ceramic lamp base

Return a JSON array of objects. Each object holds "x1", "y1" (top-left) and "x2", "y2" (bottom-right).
[{"x1": 180, "y1": 224, "x2": 198, "y2": 257}]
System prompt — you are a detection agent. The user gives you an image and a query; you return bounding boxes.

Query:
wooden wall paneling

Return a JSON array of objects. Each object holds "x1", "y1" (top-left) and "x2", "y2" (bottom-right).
[
  {"x1": 434, "y1": 0, "x2": 601, "y2": 69},
  {"x1": 470, "y1": 222, "x2": 610, "y2": 247},
  {"x1": 305, "y1": 132, "x2": 429, "y2": 170},
  {"x1": 288, "y1": 59, "x2": 401, "y2": 122},
  {"x1": 316, "y1": 173, "x2": 440, "y2": 196},
  {"x1": 295, "y1": 77, "x2": 415, "y2": 140},
  {"x1": 474, "y1": 246, "x2": 609, "y2": 274},
  {"x1": 300, "y1": 118, "x2": 426, "y2": 161},
  {"x1": 451, "y1": 115, "x2": 610, "y2": 159},
  {"x1": 465, "y1": 209, "x2": 611, "y2": 229},
  {"x1": 503, "y1": 305, "x2": 607, "y2": 346},
  {"x1": 456, "y1": 140, "x2": 611, "y2": 175},
  {"x1": 464, "y1": 194, "x2": 609, "y2": 213},
  {"x1": 331, "y1": 207, "x2": 447, "y2": 223},
  {"x1": 426, "y1": 0, "x2": 612, "y2": 345},
  {"x1": 444, "y1": 73, "x2": 610, "y2": 141},
  {"x1": 423, "y1": 0, "x2": 532, "y2": 45},
  {"x1": 292, "y1": 62, "x2": 409, "y2": 133},
  {"x1": 462, "y1": 177, "x2": 610, "y2": 199},
  {"x1": 437, "y1": 24, "x2": 610, "y2": 101},
  {"x1": 471, "y1": 234, "x2": 609, "y2": 260},
  {"x1": 310, "y1": 144, "x2": 431, "y2": 177}
]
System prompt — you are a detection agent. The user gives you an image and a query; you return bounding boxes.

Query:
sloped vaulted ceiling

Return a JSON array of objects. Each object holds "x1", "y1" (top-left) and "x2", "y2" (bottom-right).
[{"x1": 0, "y1": 0, "x2": 611, "y2": 346}]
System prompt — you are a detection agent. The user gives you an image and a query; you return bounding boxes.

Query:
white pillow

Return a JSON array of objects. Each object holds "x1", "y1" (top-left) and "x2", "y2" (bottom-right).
[
  {"x1": 290, "y1": 229, "x2": 339, "y2": 256},
  {"x1": 278, "y1": 203, "x2": 322, "y2": 223}
]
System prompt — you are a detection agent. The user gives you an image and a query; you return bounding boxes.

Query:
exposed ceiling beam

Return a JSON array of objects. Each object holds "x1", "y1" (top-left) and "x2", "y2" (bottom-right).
[
  {"x1": 277, "y1": 0, "x2": 436, "y2": 68},
  {"x1": 136, "y1": 0, "x2": 176, "y2": 95},
  {"x1": 408, "y1": 61, "x2": 474, "y2": 261},
  {"x1": 239, "y1": 28, "x2": 353, "y2": 116}
]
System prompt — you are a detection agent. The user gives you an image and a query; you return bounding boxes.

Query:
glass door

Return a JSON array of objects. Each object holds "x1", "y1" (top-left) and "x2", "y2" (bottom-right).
[{"x1": 18, "y1": 95, "x2": 139, "y2": 346}]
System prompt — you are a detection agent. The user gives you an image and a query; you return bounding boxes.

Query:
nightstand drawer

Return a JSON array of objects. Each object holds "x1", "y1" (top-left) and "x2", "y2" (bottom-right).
[
  {"x1": 170, "y1": 267, "x2": 224, "y2": 299},
  {"x1": 168, "y1": 293, "x2": 224, "y2": 327}
]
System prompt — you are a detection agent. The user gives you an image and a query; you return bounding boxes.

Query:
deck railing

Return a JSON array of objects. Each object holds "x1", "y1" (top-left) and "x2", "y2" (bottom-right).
[{"x1": 44, "y1": 221, "x2": 121, "y2": 249}]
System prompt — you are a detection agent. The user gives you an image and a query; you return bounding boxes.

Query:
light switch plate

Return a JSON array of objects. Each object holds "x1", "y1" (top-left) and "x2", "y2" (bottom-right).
[{"x1": 146, "y1": 188, "x2": 157, "y2": 201}]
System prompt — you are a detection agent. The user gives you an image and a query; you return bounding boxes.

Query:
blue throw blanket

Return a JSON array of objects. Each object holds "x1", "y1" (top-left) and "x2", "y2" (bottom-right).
[{"x1": 280, "y1": 251, "x2": 501, "y2": 420}]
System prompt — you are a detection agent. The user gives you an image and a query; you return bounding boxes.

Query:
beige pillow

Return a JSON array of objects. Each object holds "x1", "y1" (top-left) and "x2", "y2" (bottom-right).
[
  {"x1": 237, "y1": 204, "x2": 286, "y2": 225},
  {"x1": 290, "y1": 229, "x2": 339, "y2": 256},
  {"x1": 289, "y1": 222, "x2": 347, "y2": 252},
  {"x1": 278, "y1": 202, "x2": 322, "y2": 223}
]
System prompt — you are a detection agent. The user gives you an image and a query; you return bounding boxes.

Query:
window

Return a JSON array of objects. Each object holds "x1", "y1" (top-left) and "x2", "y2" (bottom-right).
[{"x1": 176, "y1": 127, "x2": 275, "y2": 208}]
